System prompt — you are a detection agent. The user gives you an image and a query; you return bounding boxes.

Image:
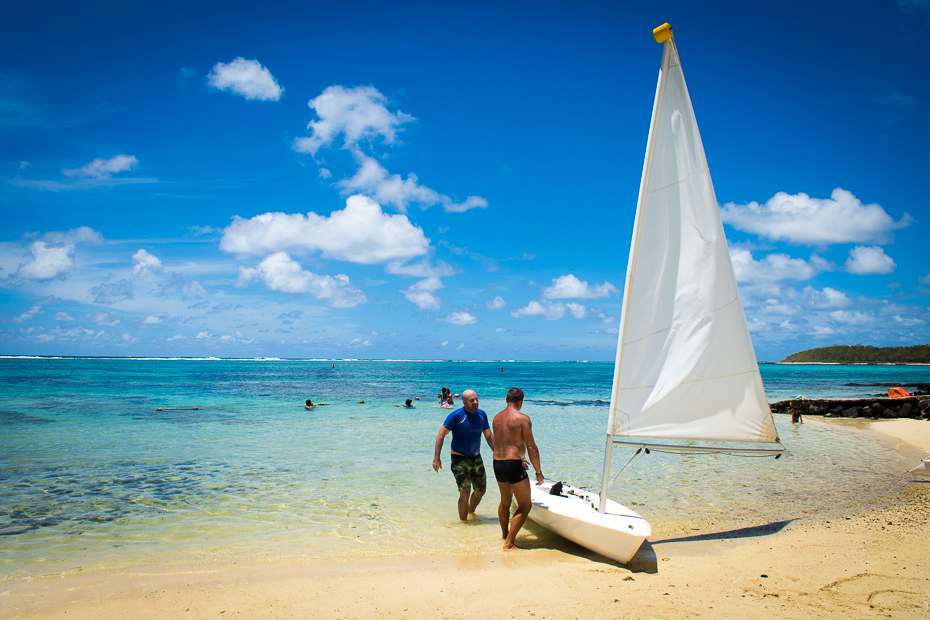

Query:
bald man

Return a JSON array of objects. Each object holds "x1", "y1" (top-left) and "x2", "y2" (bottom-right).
[{"x1": 432, "y1": 389, "x2": 495, "y2": 521}]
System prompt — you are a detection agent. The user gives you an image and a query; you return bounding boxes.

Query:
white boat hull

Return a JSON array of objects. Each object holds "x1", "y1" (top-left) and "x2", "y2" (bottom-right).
[
  {"x1": 909, "y1": 458, "x2": 930, "y2": 476},
  {"x1": 528, "y1": 481, "x2": 651, "y2": 564}
]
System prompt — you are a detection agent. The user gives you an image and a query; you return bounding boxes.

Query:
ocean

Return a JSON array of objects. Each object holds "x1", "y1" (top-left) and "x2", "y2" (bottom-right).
[{"x1": 1, "y1": 358, "x2": 927, "y2": 581}]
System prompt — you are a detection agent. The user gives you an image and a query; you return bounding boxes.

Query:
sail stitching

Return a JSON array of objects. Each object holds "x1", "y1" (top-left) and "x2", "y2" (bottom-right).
[
  {"x1": 613, "y1": 367, "x2": 761, "y2": 392},
  {"x1": 646, "y1": 165, "x2": 710, "y2": 195},
  {"x1": 623, "y1": 295, "x2": 739, "y2": 347}
]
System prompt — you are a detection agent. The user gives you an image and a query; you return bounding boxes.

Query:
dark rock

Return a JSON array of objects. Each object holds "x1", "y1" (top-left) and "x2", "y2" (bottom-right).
[
  {"x1": 841, "y1": 408, "x2": 858, "y2": 418},
  {"x1": 899, "y1": 403, "x2": 913, "y2": 418},
  {"x1": 871, "y1": 403, "x2": 884, "y2": 416}
]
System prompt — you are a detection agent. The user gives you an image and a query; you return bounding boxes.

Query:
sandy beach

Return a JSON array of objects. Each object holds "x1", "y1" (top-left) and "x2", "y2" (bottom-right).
[{"x1": 2, "y1": 418, "x2": 928, "y2": 620}]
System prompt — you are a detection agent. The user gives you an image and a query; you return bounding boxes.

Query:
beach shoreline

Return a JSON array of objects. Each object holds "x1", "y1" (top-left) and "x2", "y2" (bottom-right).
[{"x1": 2, "y1": 418, "x2": 928, "y2": 619}]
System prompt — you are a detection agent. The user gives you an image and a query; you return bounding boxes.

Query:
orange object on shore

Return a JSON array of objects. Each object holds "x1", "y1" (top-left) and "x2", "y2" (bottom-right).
[{"x1": 888, "y1": 387, "x2": 912, "y2": 398}]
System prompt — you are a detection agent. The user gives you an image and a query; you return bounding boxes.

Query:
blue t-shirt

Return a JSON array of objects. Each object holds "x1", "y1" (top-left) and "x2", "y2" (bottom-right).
[{"x1": 442, "y1": 407, "x2": 490, "y2": 458}]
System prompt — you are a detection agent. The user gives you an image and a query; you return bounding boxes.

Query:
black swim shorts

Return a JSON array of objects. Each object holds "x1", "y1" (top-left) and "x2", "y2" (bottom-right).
[
  {"x1": 493, "y1": 459, "x2": 528, "y2": 484},
  {"x1": 450, "y1": 454, "x2": 487, "y2": 493}
]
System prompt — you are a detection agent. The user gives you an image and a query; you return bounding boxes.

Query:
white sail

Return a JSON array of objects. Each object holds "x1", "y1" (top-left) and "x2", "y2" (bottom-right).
[{"x1": 605, "y1": 37, "x2": 779, "y2": 446}]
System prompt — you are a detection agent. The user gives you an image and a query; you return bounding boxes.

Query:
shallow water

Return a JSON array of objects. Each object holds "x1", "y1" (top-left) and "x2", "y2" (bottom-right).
[{"x1": 0, "y1": 359, "x2": 924, "y2": 580}]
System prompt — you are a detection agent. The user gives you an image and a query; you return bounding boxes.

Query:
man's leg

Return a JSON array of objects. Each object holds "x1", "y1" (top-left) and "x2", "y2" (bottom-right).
[
  {"x1": 497, "y1": 481, "x2": 513, "y2": 539},
  {"x1": 503, "y1": 477, "x2": 532, "y2": 550},
  {"x1": 468, "y1": 489, "x2": 484, "y2": 514},
  {"x1": 457, "y1": 487, "x2": 471, "y2": 521}
]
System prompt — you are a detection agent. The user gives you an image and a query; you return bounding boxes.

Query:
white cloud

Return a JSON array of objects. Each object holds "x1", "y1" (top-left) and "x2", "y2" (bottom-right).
[
  {"x1": 131, "y1": 249, "x2": 163, "y2": 278},
  {"x1": 441, "y1": 312, "x2": 478, "y2": 325},
  {"x1": 919, "y1": 271, "x2": 930, "y2": 285},
  {"x1": 160, "y1": 275, "x2": 207, "y2": 300},
  {"x1": 142, "y1": 313, "x2": 168, "y2": 325},
  {"x1": 511, "y1": 300, "x2": 566, "y2": 320},
  {"x1": 167, "y1": 334, "x2": 186, "y2": 342},
  {"x1": 402, "y1": 276, "x2": 443, "y2": 310},
  {"x1": 83, "y1": 312, "x2": 120, "y2": 326},
  {"x1": 9, "y1": 227, "x2": 103, "y2": 281},
  {"x1": 237, "y1": 252, "x2": 366, "y2": 308},
  {"x1": 292, "y1": 85, "x2": 413, "y2": 156},
  {"x1": 207, "y1": 57, "x2": 283, "y2": 101},
  {"x1": 456, "y1": 343, "x2": 465, "y2": 350},
  {"x1": 349, "y1": 338, "x2": 372, "y2": 347},
  {"x1": 14, "y1": 241, "x2": 75, "y2": 280},
  {"x1": 385, "y1": 258, "x2": 457, "y2": 278},
  {"x1": 829, "y1": 310, "x2": 877, "y2": 325},
  {"x1": 63, "y1": 154, "x2": 138, "y2": 179},
  {"x1": 54, "y1": 311, "x2": 75, "y2": 321},
  {"x1": 494, "y1": 327, "x2": 507, "y2": 332},
  {"x1": 566, "y1": 302, "x2": 587, "y2": 319},
  {"x1": 542, "y1": 274, "x2": 618, "y2": 299},
  {"x1": 89, "y1": 279, "x2": 133, "y2": 304},
  {"x1": 220, "y1": 195, "x2": 430, "y2": 264},
  {"x1": 12, "y1": 305, "x2": 42, "y2": 323},
  {"x1": 845, "y1": 246, "x2": 896, "y2": 275},
  {"x1": 293, "y1": 86, "x2": 487, "y2": 214},
  {"x1": 485, "y1": 296, "x2": 507, "y2": 310},
  {"x1": 804, "y1": 286, "x2": 851, "y2": 309},
  {"x1": 720, "y1": 188, "x2": 912, "y2": 245},
  {"x1": 730, "y1": 248, "x2": 819, "y2": 284},
  {"x1": 337, "y1": 152, "x2": 487, "y2": 213},
  {"x1": 196, "y1": 331, "x2": 212, "y2": 340}
]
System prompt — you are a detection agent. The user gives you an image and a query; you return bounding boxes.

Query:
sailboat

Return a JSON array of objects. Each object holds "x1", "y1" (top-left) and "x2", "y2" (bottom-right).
[{"x1": 528, "y1": 23, "x2": 788, "y2": 564}]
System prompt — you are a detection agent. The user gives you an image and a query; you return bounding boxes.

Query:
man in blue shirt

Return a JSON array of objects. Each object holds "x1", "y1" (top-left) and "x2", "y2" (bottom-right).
[{"x1": 432, "y1": 389, "x2": 495, "y2": 521}]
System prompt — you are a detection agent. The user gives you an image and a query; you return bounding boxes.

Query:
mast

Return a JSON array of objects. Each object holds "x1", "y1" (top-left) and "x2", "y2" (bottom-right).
[{"x1": 599, "y1": 23, "x2": 675, "y2": 514}]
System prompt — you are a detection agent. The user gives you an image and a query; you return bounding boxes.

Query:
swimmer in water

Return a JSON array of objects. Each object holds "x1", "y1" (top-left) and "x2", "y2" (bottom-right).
[
  {"x1": 305, "y1": 399, "x2": 315, "y2": 410},
  {"x1": 404, "y1": 399, "x2": 414, "y2": 408}
]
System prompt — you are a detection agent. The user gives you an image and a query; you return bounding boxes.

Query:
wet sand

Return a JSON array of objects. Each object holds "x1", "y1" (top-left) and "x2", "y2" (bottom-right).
[{"x1": 2, "y1": 418, "x2": 928, "y2": 620}]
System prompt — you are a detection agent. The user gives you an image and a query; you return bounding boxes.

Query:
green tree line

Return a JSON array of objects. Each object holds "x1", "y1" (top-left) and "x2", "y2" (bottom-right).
[{"x1": 782, "y1": 344, "x2": 930, "y2": 363}]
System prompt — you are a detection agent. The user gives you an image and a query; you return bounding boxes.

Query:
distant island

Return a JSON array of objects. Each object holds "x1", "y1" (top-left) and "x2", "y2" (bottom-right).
[{"x1": 781, "y1": 344, "x2": 930, "y2": 364}]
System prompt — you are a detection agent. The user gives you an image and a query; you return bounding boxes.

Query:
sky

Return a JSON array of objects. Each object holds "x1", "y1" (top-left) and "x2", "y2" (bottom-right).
[{"x1": 1, "y1": 0, "x2": 928, "y2": 362}]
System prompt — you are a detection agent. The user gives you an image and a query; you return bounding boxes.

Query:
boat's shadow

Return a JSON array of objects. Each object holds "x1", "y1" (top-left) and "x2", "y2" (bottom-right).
[{"x1": 521, "y1": 519, "x2": 794, "y2": 574}]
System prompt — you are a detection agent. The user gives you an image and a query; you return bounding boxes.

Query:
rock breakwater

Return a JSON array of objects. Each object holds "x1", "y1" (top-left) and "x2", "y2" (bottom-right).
[{"x1": 771, "y1": 396, "x2": 930, "y2": 420}]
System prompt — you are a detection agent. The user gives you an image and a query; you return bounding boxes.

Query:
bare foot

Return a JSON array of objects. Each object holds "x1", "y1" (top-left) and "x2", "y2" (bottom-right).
[{"x1": 503, "y1": 543, "x2": 522, "y2": 551}]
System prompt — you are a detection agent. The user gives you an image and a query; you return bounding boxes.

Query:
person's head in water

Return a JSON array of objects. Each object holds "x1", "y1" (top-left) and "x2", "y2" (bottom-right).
[
  {"x1": 405, "y1": 398, "x2": 413, "y2": 407},
  {"x1": 505, "y1": 387, "x2": 524, "y2": 405},
  {"x1": 306, "y1": 399, "x2": 313, "y2": 406}
]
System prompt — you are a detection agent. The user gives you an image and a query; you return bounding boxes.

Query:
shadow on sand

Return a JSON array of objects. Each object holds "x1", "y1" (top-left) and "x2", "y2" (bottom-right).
[
  {"x1": 650, "y1": 519, "x2": 794, "y2": 545},
  {"x1": 519, "y1": 519, "x2": 795, "y2": 574}
]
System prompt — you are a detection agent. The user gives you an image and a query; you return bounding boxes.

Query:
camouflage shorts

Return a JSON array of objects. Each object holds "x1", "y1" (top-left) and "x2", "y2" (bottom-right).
[{"x1": 450, "y1": 454, "x2": 486, "y2": 493}]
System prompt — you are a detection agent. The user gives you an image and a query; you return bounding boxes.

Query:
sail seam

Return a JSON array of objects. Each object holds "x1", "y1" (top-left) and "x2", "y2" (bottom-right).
[
  {"x1": 624, "y1": 295, "x2": 739, "y2": 347},
  {"x1": 612, "y1": 367, "x2": 762, "y2": 392},
  {"x1": 646, "y1": 165, "x2": 710, "y2": 195}
]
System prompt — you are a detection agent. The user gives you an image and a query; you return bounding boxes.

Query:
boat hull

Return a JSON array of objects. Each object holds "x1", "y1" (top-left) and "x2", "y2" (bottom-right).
[
  {"x1": 527, "y1": 481, "x2": 651, "y2": 564},
  {"x1": 910, "y1": 459, "x2": 930, "y2": 476}
]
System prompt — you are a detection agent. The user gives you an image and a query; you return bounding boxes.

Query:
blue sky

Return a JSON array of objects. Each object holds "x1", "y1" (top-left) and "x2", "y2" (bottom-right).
[{"x1": 1, "y1": 0, "x2": 928, "y2": 362}]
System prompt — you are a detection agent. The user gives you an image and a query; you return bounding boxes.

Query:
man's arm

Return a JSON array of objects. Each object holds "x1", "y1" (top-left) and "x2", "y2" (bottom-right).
[
  {"x1": 483, "y1": 427, "x2": 495, "y2": 453},
  {"x1": 433, "y1": 426, "x2": 451, "y2": 472},
  {"x1": 523, "y1": 417, "x2": 544, "y2": 485}
]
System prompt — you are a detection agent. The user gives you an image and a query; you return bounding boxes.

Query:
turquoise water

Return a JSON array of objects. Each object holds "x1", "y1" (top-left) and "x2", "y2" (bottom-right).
[{"x1": 1, "y1": 359, "x2": 926, "y2": 580}]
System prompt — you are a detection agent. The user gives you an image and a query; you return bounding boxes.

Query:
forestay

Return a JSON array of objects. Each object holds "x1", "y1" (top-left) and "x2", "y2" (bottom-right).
[{"x1": 606, "y1": 37, "x2": 779, "y2": 446}]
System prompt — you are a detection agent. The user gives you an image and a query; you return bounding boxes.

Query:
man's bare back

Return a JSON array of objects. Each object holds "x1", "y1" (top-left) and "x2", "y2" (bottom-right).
[
  {"x1": 492, "y1": 406, "x2": 533, "y2": 461},
  {"x1": 492, "y1": 387, "x2": 543, "y2": 550}
]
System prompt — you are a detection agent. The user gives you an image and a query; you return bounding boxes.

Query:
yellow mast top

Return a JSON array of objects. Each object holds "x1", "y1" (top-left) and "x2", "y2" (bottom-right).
[{"x1": 652, "y1": 23, "x2": 673, "y2": 43}]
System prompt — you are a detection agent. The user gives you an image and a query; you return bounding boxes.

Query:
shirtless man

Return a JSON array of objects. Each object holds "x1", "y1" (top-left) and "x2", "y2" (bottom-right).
[{"x1": 492, "y1": 387, "x2": 543, "y2": 550}]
